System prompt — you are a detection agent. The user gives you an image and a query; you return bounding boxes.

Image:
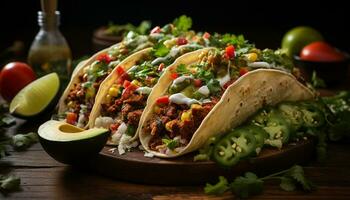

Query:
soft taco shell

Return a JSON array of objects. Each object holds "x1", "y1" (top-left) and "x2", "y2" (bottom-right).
[
  {"x1": 88, "y1": 48, "x2": 152, "y2": 142},
  {"x1": 139, "y1": 49, "x2": 315, "y2": 158}
]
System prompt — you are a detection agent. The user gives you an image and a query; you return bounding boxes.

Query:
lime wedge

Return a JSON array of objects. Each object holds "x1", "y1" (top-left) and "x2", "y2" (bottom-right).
[{"x1": 10, "y1": 73, "x2": 60, "y2": 117}]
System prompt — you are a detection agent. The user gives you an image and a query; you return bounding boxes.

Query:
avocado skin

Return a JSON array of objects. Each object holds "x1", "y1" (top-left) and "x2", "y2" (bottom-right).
[{"x1": 39, "y1": 131, "x2": 109, "y2": 165}]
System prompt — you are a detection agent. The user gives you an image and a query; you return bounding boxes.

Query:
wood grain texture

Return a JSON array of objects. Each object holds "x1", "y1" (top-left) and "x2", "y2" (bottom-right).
[{"x1": 1, "y1": 119, "x2": 350, "y2": 199}]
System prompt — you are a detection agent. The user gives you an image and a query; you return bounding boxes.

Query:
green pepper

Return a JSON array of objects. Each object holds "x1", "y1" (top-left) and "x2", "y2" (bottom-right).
[
  {"x1": 278, "y1": 102, "x2": 304, "y2": 132},
  {"x1": 213, "y1": 128, "x2": 257, "y2": 167},
  {"x1": 244, "y1": 125, "x2": 269, "y2": 150},
  {"x1": 250, "y1": 106, "x2": 274, "y2": 126},
  {"x1": 299, "y1": 102, "x2": 325, "y2": 128},
  {"x1": 263, "y1": 110, "x2": 291, "y2": 148}
]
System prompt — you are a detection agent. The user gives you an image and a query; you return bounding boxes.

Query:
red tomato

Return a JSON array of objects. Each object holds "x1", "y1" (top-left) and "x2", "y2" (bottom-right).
[
  {"x1": 96, "y1": 53, "x2": 112, "y2": 63},
  {"x1": 156, "y1": 96, "x2": 169, "y2": 105},
  {"x1": 225, "y1": 45, "x2": 235, "y2": 59},
  {"x1": 66, "y1": 112, "x2": 78, "y2": 125},
  {"x1": 193, "y1": 79, "x2": 202, "y2": 87},
  {"x1": 300, "y1": 41, "x2": 345, "y2": 62},
  {"x1": 110, "y1": 123, "x2": 120, "y2": 132},
  {"x1": 121, "y1": 84, "x2": 138, "y2": 99},
  {"x1": 116, "y1": 66, "x2": 125, "y2": 76},
  {"x1": 117, "y1": 72, "x2": 130, "y2": 84},
  {"x1": 170, "y1": 73, "x2": 179, "y2": 80},
  {"x1": 0, "y1": 62, "x2": 36, "y2": 102},
  {"x1": 123, "y1": 80, "x2": 131, "y2": 88},
  {"x1": 177, "y1": 37, "x2": 188, "y2": 45},
  {"x1": 158, "y1": 63, "x2": 165, "y2": 72},
  {"x1": 239, "y1": 67, "x2": 249, "y2": 76},
  {"x1": 203, "y1": 32, "x2": 211, "y2": 39}
]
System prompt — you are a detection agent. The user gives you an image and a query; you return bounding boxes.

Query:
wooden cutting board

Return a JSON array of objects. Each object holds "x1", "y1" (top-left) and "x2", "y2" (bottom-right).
[{"x1": 87, "y1": 139, "x2": 314, "y2": 185}]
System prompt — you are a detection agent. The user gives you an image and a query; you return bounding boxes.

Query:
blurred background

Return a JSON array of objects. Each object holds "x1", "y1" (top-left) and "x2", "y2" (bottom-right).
[{"x1": 0, "y1": 0, "x2": 348, "y2": 59}]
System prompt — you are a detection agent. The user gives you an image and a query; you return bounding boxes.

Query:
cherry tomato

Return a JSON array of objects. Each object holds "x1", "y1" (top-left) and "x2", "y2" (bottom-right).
[
  {"x1": 156, "y1": 96, "x2": 170, "y2": 105},
  {"x1": 117, "y1": 72, "x2": 130, "y2": 84},
  {"x1": 300, "y1": 41, "x2": 345, "y2": 62},
  {"x1": 203, "y1": 32, "x2": 211, "y2": 39},
  {"x1": 225, "y1": 45, "x2": 235, "y2": 59},
  {"x1": 0, "y1": 62, "x2": 36, "y2": 102},
  {"x1": 123, "y1": 80, "x2": 131, "y2": 88},
  {"x1": 66, "y1": 112, "x2": 78, "y2": 125},
  {"x1": 121, "y1": 84, "x2": 138, "y2": 99},
  {"x1": 110, "y1": 123, "x2": 120, "y2": 132}
]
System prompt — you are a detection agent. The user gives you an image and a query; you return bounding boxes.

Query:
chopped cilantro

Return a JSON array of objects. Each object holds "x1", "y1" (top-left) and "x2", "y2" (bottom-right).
[
  {"x1": 152, "y1": 43, "x2": 170, "y2": 57},
  {"x1": 173, "y1": 15, "x2": 192, "y2": 32},
  {"x1": 162, "y1": 138, "x2": 179, "y2": 150},
  {"x1": 176, "y1": 64, "x2": 189, "y2": 74}
]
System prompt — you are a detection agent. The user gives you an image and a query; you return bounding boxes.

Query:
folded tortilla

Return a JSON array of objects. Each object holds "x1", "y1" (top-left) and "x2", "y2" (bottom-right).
[{"x1": 139, "y1": 48, "x2": 315, "y2": 158}]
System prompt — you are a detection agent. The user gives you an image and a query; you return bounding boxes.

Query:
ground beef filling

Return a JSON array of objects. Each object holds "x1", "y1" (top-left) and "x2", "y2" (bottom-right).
[
  {"x1": 101, "y1": 92, "x2": 147, "y2": 132},
  {"x1": 146, "y1": 98, "x2": 218, "y2": 151}
]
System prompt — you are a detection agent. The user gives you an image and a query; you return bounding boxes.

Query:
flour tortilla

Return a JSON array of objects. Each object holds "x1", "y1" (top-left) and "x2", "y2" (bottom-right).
[
  {"x1": 139, "y1": 49, "x2": 315, "y2": 158},
  {"x1": 87, "y1": 48, "x2": 152, "y2": 141}
]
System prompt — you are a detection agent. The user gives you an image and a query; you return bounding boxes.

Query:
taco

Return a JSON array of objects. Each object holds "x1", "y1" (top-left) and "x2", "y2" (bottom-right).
[
  {"x1": 138, "y1": 48, "x2": 314, "y2": 158},
  {"x1": 57, "y1": 20, "x2": 197, "y2": 128}
]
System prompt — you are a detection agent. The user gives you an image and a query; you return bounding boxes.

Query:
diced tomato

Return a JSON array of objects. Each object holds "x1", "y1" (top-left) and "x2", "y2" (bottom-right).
[
  {"x1": 97, "y1": 53, "x2": 112, "y2": 63},
  {"x1": 203, "y1": 32, "x2": 211, "y2": 39},
  {"x1": 110, "y1": 123, "x2": 120, "y2": 132},
  {"x1": 66, "y1": 112, "x2": 78, "y2": 125},
  {"x1": 193, "y1": 79, "x2": 202, "y2": 87},
  {"x1": 225, "y1": 45, "x2": 235, "y2": 59},
  {"x1": 223, "y1": 79, "x2": 236, "y2": 89},
  {"x1": 177, "y1": 37, "x2": 188, "y2": 45},
  {"x1": 170, "y1": 73, "x2": 179, "y2": 80},
  {"x1": 121, "y1": 84, "x2": 138, "y2": 99},
  {"x1": 239, "y1": 67, "x2": 249, "y2": 76},
  {"x1": 116, "y1": 66, "x2": 125, "y2": 76},
  {"x1": 156, "y1": 96, "x2": 170, "y2": 105},
  {"x1": 158, "y1": 63, "x2": 165, "y2": 72},
  {"x1": 123, "y1": 80, "x2": 131, "y2": 88},
  {"x1": 117, "y1": 72, "x2": 130, "y2": 84},
  {"x1": 150, "y1": 26, "x2": 161, "y2": 34}
]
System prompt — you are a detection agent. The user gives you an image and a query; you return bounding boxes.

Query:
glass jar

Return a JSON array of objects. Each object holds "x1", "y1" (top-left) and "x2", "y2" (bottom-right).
[{"x1": 28, "y1": 11, "x2": 72, "y2": 84}]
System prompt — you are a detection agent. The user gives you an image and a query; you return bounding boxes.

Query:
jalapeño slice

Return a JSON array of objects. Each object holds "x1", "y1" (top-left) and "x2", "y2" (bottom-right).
[
  {"x1": 213, "y1": 129, "x2": 257, "y2": 167},
  {"x1": 263, "y1": 110, "x2": 291, "y2": 148}
]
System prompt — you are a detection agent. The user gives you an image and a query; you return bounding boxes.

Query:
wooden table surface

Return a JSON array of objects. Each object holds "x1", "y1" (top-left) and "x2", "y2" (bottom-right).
[{"x1": 0, "y1": 116, "x2": 350, "y2": 200}]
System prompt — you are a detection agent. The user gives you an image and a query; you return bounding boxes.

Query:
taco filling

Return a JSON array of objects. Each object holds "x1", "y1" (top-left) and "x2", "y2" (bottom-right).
[
  {"x1": 143, "y1": 47, "x2": 298, "y2": 155},
  {"x1": 61, "y1": 21, "x2": 195, "y2": 128}
]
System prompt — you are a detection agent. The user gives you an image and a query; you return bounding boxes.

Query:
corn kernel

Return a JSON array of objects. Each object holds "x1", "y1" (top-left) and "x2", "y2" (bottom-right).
[
  {"x1": 108, "y1": 87, "x2": 119, "y2": 97},
  {"x1": 131, "y1": 80, "x2": 141, "y2": 86},
  {"x1": 191, "y1": 104, "x2": 202, "y2": 109},
  {"x1": 106, "y1": 94, "x2": 112, "y2": 103},
  {"x1": 246, "y1": 53, "x2": 258, "y2": 62},
  {"x1": 181, "y1": 110, "x2": 192, "y2": 122},
  {"x1": 67, "y1": 101, "x2": 74, "y2": 108}
]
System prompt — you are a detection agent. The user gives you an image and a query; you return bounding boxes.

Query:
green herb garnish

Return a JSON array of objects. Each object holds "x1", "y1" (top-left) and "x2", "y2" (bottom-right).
[{"x1": 162, "y1": 138, "x2": 179, "y2": 150}]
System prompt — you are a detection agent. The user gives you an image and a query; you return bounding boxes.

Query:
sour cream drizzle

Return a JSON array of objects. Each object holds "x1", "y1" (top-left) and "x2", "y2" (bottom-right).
[{"x1": 169, "y1": 93, "x2": 200, "y2": 106}]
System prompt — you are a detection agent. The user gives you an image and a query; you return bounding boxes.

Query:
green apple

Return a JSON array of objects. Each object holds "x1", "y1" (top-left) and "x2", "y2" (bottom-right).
[{"x1": 282, "y1": 26, "x2": 324, "y2": 57}]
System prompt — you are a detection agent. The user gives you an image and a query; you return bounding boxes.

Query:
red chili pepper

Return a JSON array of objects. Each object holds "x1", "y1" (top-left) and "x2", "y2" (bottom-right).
[
  {"x1": 158, "y1": 63, "x2": 165, "y2": 72},
  {"x1": 177, "y1": 37, "x2": 188, "y2": 45},
  {"x1": 170, "y1": 73, "x2": 179, "y2": 80},
  {"x1": 203, "y1": 32, "x2": 211, "y2": 39},
  {"x1": 156, "y1": 96, "x2": 170, "y2": 105},
  {"x1": 225, "y1": 45, "x2": 235, "y2": 59},
  {"x1": 193, "y1": 79, "x2": 202, "y2": 87},
  {"x1": 150, "y1": 26, "x2": 161, "y2": 34},
  {"x1": 66, "y1": 112, "x2": 78, "y2": 125},
  {"x1": 110, "y1": 123, "x2": 120, "y2": 132},
  {"x1": 97, "y1": 53, "x2": 112, "y2": 63},
  {"x1": 223, "y1": 79, "x2": 236, "y2": 89},
  {"x1": 123, "y1": 80, "x2": 131, "y2": 88},
  {"x1": 239, "y1": 67, "x2": 249, "y2": 76}
]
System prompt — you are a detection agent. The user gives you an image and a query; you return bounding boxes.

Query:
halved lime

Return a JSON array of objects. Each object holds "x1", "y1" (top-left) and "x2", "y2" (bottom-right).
[{"x1": 10, "y1": 73, "x2": 60, "y2": 117}]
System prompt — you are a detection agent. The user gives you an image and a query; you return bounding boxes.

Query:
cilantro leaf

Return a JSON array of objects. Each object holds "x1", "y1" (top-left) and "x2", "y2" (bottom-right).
[
  {"x1": 286, "y1": 165, "x2": 314, "y2": 191},
  {"x1": 204, "y1": 176, "x2": 229, "y2": 195},
  {"x1": 0, "y1": 175, "x2": 20, "y2": 191},
  {"x1": 176, "y1": 64, "x2": 189, "y2": 74},
  {"x1": 230, "y1": 172, "x2": 264, "y2": 198},
  {"x1": 173, "y1": 15, "x2": 192, "y2": 32},
  {"x1": 12, "y1": 132, "x2": 39, "y2": 151},
  {"x1": 162, "y1": 138, "x2": 178, "y2": 150},
  {"x1": 279, "y1": 177, "x2": 296, "y2": 191},
  {"x1": 152, "y1": 43, "x2": 170, "y2": 57}
]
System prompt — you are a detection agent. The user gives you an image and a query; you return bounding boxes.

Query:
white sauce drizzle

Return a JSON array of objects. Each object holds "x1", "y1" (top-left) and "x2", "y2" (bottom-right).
[{"x1": 169, "y1": 93, "x2": 200, "y2": 106}]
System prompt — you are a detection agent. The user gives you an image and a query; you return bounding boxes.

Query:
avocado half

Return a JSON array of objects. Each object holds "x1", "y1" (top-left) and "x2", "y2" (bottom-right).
[{"x1": 38, "y1": 120, "x2": 109, "y2": 165}]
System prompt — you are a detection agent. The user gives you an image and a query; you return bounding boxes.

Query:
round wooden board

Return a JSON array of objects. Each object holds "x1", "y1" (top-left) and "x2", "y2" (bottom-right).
[{"x1": 87, "y1": 139, "x2": 315, "y2": 185}]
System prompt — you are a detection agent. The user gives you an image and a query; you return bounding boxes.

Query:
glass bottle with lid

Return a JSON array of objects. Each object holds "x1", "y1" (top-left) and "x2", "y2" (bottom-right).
[{"x1": 28, "y1": 11, "x2": 72, "y2": 84}]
